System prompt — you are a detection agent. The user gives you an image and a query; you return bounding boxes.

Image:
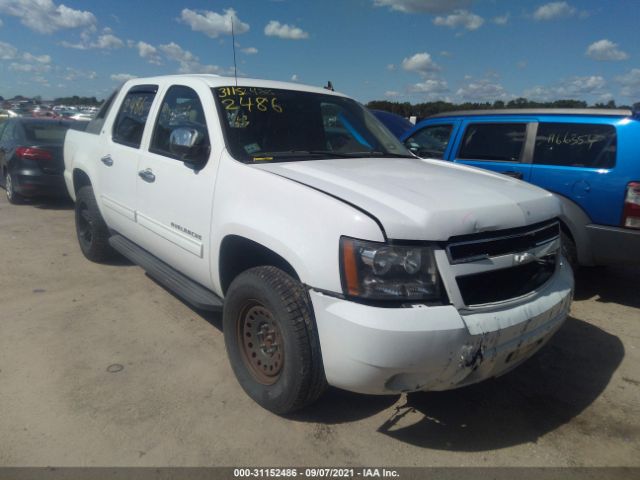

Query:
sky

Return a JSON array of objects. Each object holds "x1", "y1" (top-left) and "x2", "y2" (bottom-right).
[{"x1": 0, "y1": 0, "x2": 639, "y2": 105}]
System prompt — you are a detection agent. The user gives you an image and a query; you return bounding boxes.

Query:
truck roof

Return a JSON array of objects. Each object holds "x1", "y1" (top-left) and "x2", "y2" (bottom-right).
[
  {"x1": 121, "y1": 74, "x2": 347, "y2": 98},
  {"x1": 428, "y1": 108, "x2": 633, "y2": 118}
]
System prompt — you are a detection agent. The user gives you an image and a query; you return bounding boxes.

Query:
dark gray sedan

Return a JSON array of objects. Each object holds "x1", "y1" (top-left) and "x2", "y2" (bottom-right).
[{"x1": 0, "y1": 118, "x2": 86, "y2": 204}]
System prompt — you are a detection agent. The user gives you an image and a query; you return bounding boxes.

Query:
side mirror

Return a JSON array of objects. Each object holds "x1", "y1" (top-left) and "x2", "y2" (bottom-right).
[
  {"x1": 404, "y1": 140, "x2": 420, "y2": 155},
  {"x1": 169, "y1": 127, "x2": 208, "y2": 168}
]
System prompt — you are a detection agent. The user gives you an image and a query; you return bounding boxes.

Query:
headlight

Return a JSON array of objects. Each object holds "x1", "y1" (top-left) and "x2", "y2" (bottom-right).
[{"x1": 340, "y1": 237, "x2": 442, "y2": 301}]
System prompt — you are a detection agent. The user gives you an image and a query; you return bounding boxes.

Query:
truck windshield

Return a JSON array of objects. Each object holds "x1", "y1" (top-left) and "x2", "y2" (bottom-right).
[{"x1": 212, "y1": 86, "x2": 412, "y2": 163}]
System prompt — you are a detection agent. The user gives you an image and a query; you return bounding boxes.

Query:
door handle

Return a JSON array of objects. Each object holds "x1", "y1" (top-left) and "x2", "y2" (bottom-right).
[
  {"x1": 501, "y1": 170, "x2": 523, "y2": 180},
  {"x1": 101, "y1": 155, "x2": 113, "y2": 167},
  {"x1": 138, "y1": 168, "x2": 156, "y2": 183}
]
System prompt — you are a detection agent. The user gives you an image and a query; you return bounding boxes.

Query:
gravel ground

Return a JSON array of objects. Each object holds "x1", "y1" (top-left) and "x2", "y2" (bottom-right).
[{"x1": 0, "y1": 195, "x2": 638, "y2": 467}]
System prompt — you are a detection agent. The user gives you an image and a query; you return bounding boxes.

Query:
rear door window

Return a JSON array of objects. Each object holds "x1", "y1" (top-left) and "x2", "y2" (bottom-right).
[
  {"x1": 404, "y1": 124, "x2": 453, "y2": 159},
  {"x1": 533, "y1": 122, "x2": 616, "y2": 168},
  {"x1": 458, "y1": 123, "x2": 527, "y2": 162},
  {"x1": 112, "y1": 85, "x2": 158, "y2": 148}
]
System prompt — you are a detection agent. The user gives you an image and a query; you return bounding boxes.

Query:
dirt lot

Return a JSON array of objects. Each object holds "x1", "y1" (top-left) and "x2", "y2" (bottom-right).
[{"x1": 0, "y1": 195, "x2": 638, "y2": 467}]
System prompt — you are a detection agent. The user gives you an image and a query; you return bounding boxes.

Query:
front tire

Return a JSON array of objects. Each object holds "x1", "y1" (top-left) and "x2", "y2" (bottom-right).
[
  {"x1": 223, "y1": 266, "x2": 327, "y2": 414},
  {"x1": 5, "y1": 172, "x2": 23, "y2": 205},
  {"x1": 75, "y1": 186, "x2": 115, "y2": 262}
]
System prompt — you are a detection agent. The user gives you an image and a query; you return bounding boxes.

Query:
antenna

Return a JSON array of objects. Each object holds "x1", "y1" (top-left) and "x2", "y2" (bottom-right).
[{"x1": 231, "y1": 16, "x2": 238, "y2": 88}]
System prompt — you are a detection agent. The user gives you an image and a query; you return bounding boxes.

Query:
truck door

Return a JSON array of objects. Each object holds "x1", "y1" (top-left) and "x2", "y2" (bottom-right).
[
  {"x1": 98, "y1": 85, "x2": 158, "y2": 237},
  {"x1": 453, "y1": 120, "x2": 535, "y2": 182},
  {"x1": 134, "y1": 84, "x2": 218, "y2": 289}
]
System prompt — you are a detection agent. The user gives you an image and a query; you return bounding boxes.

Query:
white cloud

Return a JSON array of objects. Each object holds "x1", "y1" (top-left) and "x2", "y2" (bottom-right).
[
  {"x1": 410, "y1": 79, "x2": 449, "y2": 94},
  {"x1": 433, "y1": 10, "x2": 484, "y2": 30},
  {"x1": 291, "y1": 74, "x2": 299, "y2": 82},
  {"x1": 60, "y1": 29, "x2": 124, "y2": 50},
  {"x1": 180, "y1": 8, "x2": 249, "y2": 38},
  {"x1": 524, "y1": 75, "x2": 607, "y2": 101},
  {"x1": 63, "y1": 67, "x2": 97, "y2": 81},
  {"x1": 0, "y1": 18, "x2": 3, "y2": 27},
  {"x1": 533, "y1": 2, "x2": 576, "y2": 21},
  {"x1": 110, "y1": 73, "x2": 136, "y2": 82},
  {"x1": 241, "y1": 47, "x2": 258, "y2": 55},
  {"x1": 93, "y1": 33, "x2": 124, "y2": 49},
  {"x1": 616, "y1": 69, "x2": 640, "y2": 98},
  {"x1": 493, "y1": 13, "x2": 509, "y2": 25},
  {"x1": 373, "y1": 0, "x2": 472, "y2": 14},
  {"x1": 568, "y1": 75, "x2": 606, "y2": 92},
  {"x1": 384, "y1": 90, "x2": 400, "y2": 97},
  {"x1": 586, "y1": 39, "x2": 628, "y2": 61},
  {"x1": 386, "y1": 64, "x2": 396, "y2": 71},
  {"x1": 264, "y1": 20, "x2": 309, "y2": 40},
  {"x1": 9, "y1": 62, "x2": 51, "y2": 73},
  {"x1": 159, "y1": 41, "x2": 225, "y2": 74},
  {"x1": 401, "y1": 52, "x2": 440, "y2": 73},
  {"x1": 0, "y1": 0, "x2": 95, "y2": 34},
  {"x1": 136, "y1": 41, "x2": 162, "y2": 65},
  {"x1": 456, "y1": 78, "x2": 509, "y2": 101},
  {"x1": 22, "y1": 52, "x2": 50, "y2": 63},
  {"x1": 0, "y1": 41, "x2": 18, "y2": 59}
]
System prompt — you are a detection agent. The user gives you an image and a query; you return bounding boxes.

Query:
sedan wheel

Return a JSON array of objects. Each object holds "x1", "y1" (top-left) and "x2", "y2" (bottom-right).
[{"x1": 5, "y1": 172, "x2": 23, "y2": 205}]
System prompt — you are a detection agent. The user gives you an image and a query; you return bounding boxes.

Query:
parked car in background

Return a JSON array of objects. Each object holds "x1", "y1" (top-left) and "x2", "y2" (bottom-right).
[
  {"x1": 69, "y1": 112, "x2": 94, "y2": 121},
  {"x1": 370, "y1": 109, "x2": 414, "y2": 138},
  {"x1": 400, "y1": 109, "x2": 640, "y2": 268},
  {"x1": 0, "y1": 118, "x2": 87, "y2": 204},
  {"x1": 0, "y1": 109, "x2": 20, "y2": 120}
]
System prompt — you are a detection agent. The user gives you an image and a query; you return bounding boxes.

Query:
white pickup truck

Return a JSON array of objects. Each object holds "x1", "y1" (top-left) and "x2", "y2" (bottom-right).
[{"x1": 64, "y1": 74, "x2": 574, "y2": 414}]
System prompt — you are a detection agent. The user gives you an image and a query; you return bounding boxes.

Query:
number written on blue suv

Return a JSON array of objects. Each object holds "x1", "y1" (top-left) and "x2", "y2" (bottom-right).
[
  {"x1": 401, "y1": 108, "x2": 640, "y2": 268},
  {"x1": 63, "y1": 76, "x2": 573, "y2": 414}
]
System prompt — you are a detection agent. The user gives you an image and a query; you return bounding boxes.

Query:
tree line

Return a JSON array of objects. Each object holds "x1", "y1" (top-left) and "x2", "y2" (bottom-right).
[{"x1": 366, "y1": 98, "x2": 627, "y2": 120}]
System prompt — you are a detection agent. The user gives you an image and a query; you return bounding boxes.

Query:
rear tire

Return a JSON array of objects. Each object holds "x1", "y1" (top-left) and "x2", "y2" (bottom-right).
[
  {"x1": 75, "y1": 186, "x2": 115, "y2": 262},
  {"x1": 5, "y1": 172, "x2": 23, "y2": 205},
  {"x1": 223, "y1": 266, "x2": 327, "y2": 414}
]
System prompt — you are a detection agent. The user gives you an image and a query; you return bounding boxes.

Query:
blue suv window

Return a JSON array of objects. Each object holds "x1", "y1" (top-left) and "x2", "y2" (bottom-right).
[
  {"x1": 533, "y1": 123, "x2": 616, "y2": 169},
  {"x1": 405, "y1": 125, "x2": 453, "y2": 159},
  {"x1": 458, "y1": 123, "x2": 526, "y2": 162}
]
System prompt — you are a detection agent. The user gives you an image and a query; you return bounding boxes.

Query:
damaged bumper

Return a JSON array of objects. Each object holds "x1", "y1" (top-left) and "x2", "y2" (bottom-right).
[{"x1": 309, "y1": 260, "x2": 573, "y2": 395}]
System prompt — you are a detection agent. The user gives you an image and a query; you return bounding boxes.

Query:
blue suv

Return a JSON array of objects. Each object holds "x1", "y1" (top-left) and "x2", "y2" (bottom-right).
[{"x1": 399, "y1": 108, "x2": 640, "y2": 267}]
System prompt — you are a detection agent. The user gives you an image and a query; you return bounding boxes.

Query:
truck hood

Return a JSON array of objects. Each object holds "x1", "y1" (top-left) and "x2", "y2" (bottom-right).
[{"x1": 252, "y1": 157, "x2": 560, "y2": 241}]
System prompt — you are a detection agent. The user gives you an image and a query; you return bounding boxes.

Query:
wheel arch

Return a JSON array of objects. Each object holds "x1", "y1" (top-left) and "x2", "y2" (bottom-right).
[
  {"x1": 72, "y1": 168, "x2": 92, "y2": 194},
  {"x1": 218, "y1": 234, "x2": 301, "y2": 295},
  {"x1": 553, "y1": 192, "x2": 595, "y2": 266}
]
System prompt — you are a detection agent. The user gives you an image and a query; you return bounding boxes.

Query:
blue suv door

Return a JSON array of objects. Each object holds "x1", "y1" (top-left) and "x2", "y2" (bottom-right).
[{"x1": 452, "y1": 119, "x2": 536, "y2": 182}]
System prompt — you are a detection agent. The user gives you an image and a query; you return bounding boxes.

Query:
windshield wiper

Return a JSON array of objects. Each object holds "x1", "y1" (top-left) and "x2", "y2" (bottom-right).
[
  {"x1": 355, "y1": 151, "x2": 414, "y2": 158},
  {"x1": 253, "y1": 150, "x2": 357, "y2": 160}
]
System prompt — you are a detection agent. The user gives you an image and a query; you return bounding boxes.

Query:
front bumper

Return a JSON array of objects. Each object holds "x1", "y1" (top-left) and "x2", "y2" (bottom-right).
[
  {"x1": 586, "y1": 224, "x2": 640, "y2": 265},
  {"x1": 310, "y1": 260, "x2": 573, "y2": 395}
]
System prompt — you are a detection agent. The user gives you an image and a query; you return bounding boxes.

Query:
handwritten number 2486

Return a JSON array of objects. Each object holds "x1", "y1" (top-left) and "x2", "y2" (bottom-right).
[{"x1": 222, "y1": 97, "x2": 282, "y2": 113}]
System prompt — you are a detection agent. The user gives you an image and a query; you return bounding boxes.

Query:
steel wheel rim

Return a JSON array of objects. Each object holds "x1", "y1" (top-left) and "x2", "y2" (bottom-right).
[
  {"x1": 237, "y1": 300, "x2": 284, "y2": 385},
  {"x1": 77, "y1": 201, "x2": 92, "y2": 245},
  {"x1": 5, "y1": 173, "x2": 13, "y2": 200}
]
